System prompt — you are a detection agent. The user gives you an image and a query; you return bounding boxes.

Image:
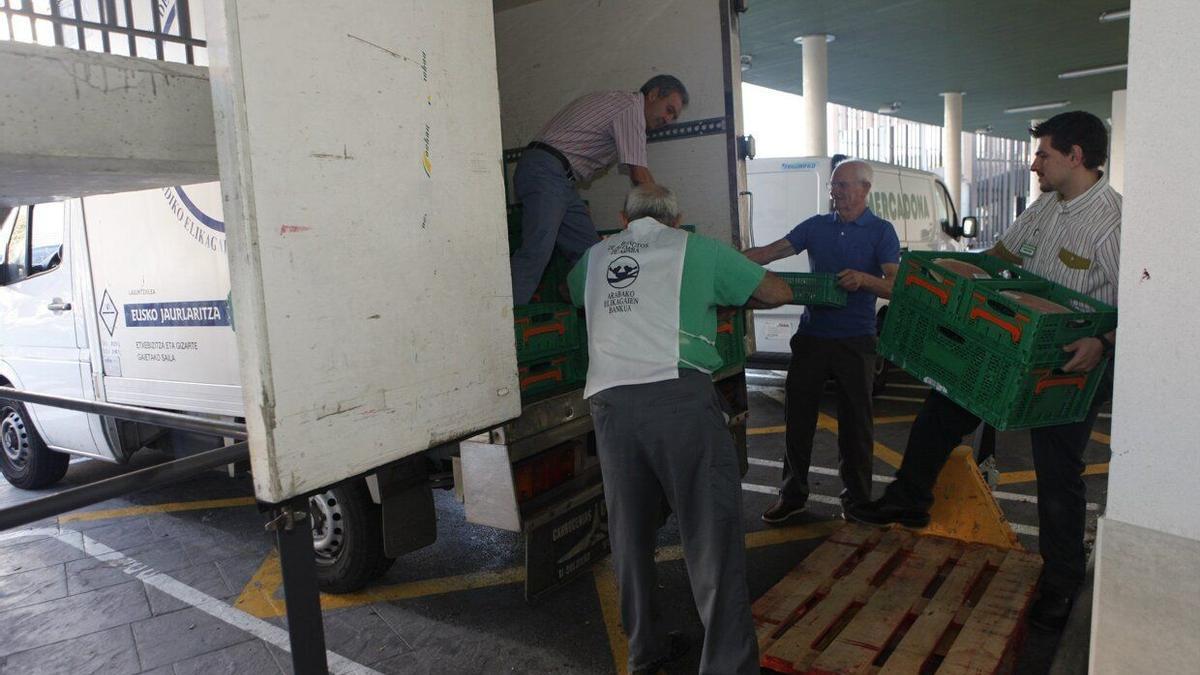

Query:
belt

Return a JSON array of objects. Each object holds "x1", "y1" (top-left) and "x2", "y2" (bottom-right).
[{"x1": 526, "y1": 141, "x2": 577, "y2": 182}]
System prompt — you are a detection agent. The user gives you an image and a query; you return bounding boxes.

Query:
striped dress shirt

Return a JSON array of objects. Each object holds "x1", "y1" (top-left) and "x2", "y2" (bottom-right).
[
  {"x1": 534, "y1": 91, "x2": 648, "y2": 182},
  {"x1": 999, "y1": 175, "x2": 1122, "y2": 307}
]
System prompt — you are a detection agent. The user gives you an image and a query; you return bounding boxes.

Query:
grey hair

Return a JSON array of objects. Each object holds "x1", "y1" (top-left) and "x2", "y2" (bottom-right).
[
  {"x1": 623, "y1": 184, "x2": 681, "y2": 224},
  {"x1": 834, "y1": 158, "x2": 874, "y2": 186}
]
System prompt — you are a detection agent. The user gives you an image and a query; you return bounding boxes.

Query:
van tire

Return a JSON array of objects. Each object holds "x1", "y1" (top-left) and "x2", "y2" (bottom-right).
[
  {"x1": 310, "y1": 480, "x2": 395, "y2": 593},
  {"x1": 0, "y1": 399, "x2": 70, "y2": 489}
]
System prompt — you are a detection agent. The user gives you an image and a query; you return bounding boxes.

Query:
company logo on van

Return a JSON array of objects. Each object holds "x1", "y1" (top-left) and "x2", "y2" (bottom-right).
[
  {"x1": 869, "y1": 191, "x2": 930, "y2": 222},
  {"x1": 781, "y1": 162, "x2": 818, "y2": 170},
  {"x1": 163, "y1": 187, "x2": 226, "y2": 254}
]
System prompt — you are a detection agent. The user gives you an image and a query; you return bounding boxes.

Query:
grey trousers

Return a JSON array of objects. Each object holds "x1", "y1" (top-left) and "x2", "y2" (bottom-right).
[{"x1": 590, "y1": 370, "x2": 758, "y2": 675}]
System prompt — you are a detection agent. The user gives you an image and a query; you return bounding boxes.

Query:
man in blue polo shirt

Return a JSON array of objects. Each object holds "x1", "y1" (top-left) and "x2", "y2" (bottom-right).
[{"x1": 745, "y1": 159, "x2": 900, "y2": 524}]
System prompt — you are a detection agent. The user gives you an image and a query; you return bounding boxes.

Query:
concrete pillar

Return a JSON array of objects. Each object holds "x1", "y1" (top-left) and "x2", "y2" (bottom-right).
[
  {"x1": 940, "y1": 92, "x2": 963, "y2": 212},
  {"x1": 800, "y1": 34, "x2": 828, "y2": 157},
  {"x1": 1109, "y1": 89, "x2": 1127, "y2": 194},
  {"x1": 1092, "y1": 2, "x2": 1200, "y2": 672},
  {"x1": 1028, "y1": 118, "x2": 1042, "y2": 202}
]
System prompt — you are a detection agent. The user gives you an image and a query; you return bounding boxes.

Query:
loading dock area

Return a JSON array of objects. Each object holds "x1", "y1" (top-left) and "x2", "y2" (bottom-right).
[{"x1": 0, "y1": 376, "x2": 1111, "y2": 673}]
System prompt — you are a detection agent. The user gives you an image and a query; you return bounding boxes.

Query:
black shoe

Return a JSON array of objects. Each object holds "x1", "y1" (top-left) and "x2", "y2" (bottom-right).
[
  {"x1": 844, "y1": 499, "x2": 930, "y2": 528},
  {"x1": 761, "y1": 498, "x2": 807, "y2": 525},
  {"x1": 632, "y1": 631, "x2": 690, "y2": 674},
  {"x1": 1028, "y1": 589, "x2": 1074, "y2": 632}
]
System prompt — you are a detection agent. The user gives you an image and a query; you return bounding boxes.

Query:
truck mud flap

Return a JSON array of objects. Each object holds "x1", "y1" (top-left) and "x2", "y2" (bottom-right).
[{"x1": 523, "y1": 480, "x2": 608, "y2": 603}]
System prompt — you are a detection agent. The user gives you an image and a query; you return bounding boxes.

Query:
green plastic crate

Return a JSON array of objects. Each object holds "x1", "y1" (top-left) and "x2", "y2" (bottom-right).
[
  {"x1": 519, "y1": 350, "x2": 588, "y2": 403},
  {"x1": 716, "y1": 311, "x2": 746, "y2": 369},
  {"x1": 880, "y1": 303, "x2": 1109, "y2": 430},
  {"x1": 529, "y1": 252, "x2": 574, "y2": 304},
  {"x1": 954, "y1": 280, "x2": 1117, "y2": 366},
  {"x1": 891, "y1": 250, "x2": 1043, "y2": 316},
  {"x1": 513, "y1": 303, "x2": 583, "y2": 362},
  {"x1": 778, "y1": 272, "x2": 847, "y2": 308}
]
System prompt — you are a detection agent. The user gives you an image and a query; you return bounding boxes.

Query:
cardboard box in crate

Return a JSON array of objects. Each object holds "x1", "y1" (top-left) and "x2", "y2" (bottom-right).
[
  {"x1": 891, "y1": 251, "x2": 1042, "y2": 316},
  {"x1": 777, "y1": 272, "x2": 847, "y2": 308}
]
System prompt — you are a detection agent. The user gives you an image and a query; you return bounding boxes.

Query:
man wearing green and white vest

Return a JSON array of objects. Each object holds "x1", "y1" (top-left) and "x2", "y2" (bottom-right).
[{"x1": 568, "y1": 184, "x2": 790, "y2": 675}]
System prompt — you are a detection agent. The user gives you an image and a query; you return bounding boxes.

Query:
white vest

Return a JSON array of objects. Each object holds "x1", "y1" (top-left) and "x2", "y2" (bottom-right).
[{"x1": 583, "y1": 217, "x2": 687, "y2": 398}]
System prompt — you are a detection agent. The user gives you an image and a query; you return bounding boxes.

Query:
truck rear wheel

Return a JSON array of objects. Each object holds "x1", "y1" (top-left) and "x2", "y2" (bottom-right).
[
  {"x1": 310, "y1": 480, "x2": 395, "y2": 593},
  {"x1": 0, "y1": 399, "x2": 69, "y2": 489}
]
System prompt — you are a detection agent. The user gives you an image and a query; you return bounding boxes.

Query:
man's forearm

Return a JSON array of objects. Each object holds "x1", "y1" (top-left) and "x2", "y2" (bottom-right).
[{"x1": 628, "y1": 164, "x2": 655, "y2": 186}]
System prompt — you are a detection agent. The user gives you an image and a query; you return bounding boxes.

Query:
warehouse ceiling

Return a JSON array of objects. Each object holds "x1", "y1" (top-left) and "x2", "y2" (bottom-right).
[{"x1": 738, "y1": 0, "x2": 1129, "y2": 140}]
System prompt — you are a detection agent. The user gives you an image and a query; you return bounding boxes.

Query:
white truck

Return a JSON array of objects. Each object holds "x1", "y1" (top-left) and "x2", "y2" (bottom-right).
[
  {"x1": 745, "y1": 156, "x2": 977, "y2": 384},
  {"x1": 0, "y1": 0, "x2": 757, "y2": 598}
]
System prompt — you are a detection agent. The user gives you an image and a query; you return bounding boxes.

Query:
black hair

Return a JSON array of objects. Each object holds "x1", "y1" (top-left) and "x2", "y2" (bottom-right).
[
  {"x1": 1030, "y1": 111, "x2": 1109, "y2": 169},
  {"x1": 640, "y1": 75, "x2": 689, "y2": 107}
]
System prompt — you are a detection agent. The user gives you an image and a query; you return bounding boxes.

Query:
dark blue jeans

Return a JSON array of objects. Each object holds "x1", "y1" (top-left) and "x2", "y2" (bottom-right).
[{"x1": 509, "y1": 149, "x2": 598, "y2": 304}]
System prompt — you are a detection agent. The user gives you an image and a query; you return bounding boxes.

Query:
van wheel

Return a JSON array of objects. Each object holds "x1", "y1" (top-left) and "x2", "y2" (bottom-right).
[
  {"x1": 310, "y1": 481, "x2": 395, "y2": 593},
  {"x1": 0, "y1": 399, "x2": 69, "y2": 489}
]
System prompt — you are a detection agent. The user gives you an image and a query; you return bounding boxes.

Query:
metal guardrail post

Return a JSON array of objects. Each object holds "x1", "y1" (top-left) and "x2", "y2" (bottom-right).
[{"x1": 268, "y1": 500, "x2": 330, "y2": 675}]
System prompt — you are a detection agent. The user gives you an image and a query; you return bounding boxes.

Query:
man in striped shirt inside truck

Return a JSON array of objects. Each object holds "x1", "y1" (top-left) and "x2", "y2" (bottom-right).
[
  {"x1": 510, "y1": 75, "x2": 688, "y2": 304},
  {"x1": 848, "y1": 111, "x2": 1121, "y2": 633}
]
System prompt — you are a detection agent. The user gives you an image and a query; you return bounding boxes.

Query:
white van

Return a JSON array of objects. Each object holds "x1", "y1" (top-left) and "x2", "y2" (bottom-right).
[{"x1": 746, "y1": 156, "x2": 975, "y2": 375}]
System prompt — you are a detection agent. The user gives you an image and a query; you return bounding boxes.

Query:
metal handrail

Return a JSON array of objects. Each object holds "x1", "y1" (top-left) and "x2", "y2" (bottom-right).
[
  {"x1": 0, "y1": 441, "x2": 248, "y2": 531},
  {"x1": 0, "y1": 387, "x2": 247, "y2": 440}
]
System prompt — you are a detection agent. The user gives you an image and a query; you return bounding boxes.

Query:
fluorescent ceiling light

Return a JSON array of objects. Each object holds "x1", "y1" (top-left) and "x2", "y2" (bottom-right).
[
  {"x1": 793, "y1": 34, "x2": 836, "y2": 45},
  {"x1": 974, "y1": 125, "x2": 994, "y2": 134},
  {"x1": 1004, "y1": 101, "x2": 1070, "y2": 114},
  {"x1": 877, "y1": 101, "x2": 902, "y2": 115},
  {"x1": 1099, "y1": 9, "x2": 1130, "y2": 22},
  {"x1": 1059, "y1": 63, "x2": 1127, "y2": 79}
]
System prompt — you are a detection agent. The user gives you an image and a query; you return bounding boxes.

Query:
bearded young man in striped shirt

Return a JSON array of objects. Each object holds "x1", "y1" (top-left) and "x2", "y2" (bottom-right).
[
  {"x1": 509, "y1": 75, "x2": 688, "y2": 304},
  {"x1": 847, "y1": 111, "x2": 1121, "y2": 633}
]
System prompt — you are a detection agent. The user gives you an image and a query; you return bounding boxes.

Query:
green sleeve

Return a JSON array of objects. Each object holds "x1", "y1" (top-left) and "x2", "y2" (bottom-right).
[
  {"x1": 567, "y1": 250, "x2": 590, "y2": 307},
  {"x1": 712, "y1": 241, "x2": 767, "y2": 306}
]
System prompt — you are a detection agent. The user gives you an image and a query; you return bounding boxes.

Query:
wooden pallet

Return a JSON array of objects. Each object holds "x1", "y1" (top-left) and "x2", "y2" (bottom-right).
[{"x1": 754, "y1": 523, "x2": 1042, "y2": 674}]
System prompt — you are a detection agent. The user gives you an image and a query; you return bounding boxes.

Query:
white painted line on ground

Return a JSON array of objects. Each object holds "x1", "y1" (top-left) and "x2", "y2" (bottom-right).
[
  {"x1": 747, "y1": 385, "x2": 786, "y2": 406},
  {"x1": 742, "y1": 482, "x2": 1044, "y2": 536},
  {"x1": 0, "y1": 526, "x2": 382, "y2": 675},
  {"x1": 887, "y1": 383, "x2": 931, "y2": 391},
  {"x1": 747, "y1": 457, "x2": 1099, "y2": 510},
  {"x1": 873, "y1": 395, "x2": 928, "y2": 403},
  {"x1": 1098, "y1": 413, "x2": 1111, "y2": 419}
]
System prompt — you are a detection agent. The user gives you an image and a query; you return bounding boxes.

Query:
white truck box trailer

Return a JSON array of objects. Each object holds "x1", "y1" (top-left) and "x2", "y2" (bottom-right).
[{"x1": 0, "y1": 0, "x2": 754, "y2": 597}]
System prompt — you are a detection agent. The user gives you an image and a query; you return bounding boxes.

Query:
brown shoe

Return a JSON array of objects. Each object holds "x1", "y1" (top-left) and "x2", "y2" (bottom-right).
[{"x1": 761, "y1": 498, "x2": 806, "y2": 525}]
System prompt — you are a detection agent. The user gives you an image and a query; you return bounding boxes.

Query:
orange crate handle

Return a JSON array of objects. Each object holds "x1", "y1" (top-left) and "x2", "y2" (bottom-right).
[
  {"x1": 1035, "y1": 373, "x2": 1088, "y2": 394},
  {"x1": 521, "y1": 369, "x2": 564, "y2": 388},
  {"x1": 716, "y1": 321, "x2": 734, "y2": 334},
  {"x1": 905, "y1": 275, "x2": 949, "y2": 305},
  {"x1": 968, "y1": 307, "x2": 1023, "y2": 343},
  {"x1": 522, "y1": 322, "x2": 567, "y2": 341}
]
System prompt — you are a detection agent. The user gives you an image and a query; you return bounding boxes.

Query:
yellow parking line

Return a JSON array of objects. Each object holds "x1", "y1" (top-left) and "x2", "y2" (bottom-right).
[
  {"x1": 1091, "y1": 431, "x2": 1111, "y2": 445},
  {"x1": 997, "y1": 463, "x2": 1110, "y2": 486},
  {"x1": 747, "y1": 417, "x2": 903, "y2": 468},
  {"x1": 58, "y1": 496, "x2": 257, "y2": 524},
  {"x1": 233, "y1": 550, "x2": 286, "y2": 618},
  {"x1": 594, "y1": 560, "x2": 629, "y2": 675},
  {"x1": 874, "y1": 415, "x2": 917, "y2": 425}
]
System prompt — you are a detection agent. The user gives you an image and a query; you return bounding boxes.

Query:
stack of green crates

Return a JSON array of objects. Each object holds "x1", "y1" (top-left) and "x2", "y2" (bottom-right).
[
  {"x1": 509, "y1": 204, "x2": 589, "y2": 402},
  {"x1": 777, "y1": 272, "x2": 847, "y2": 308},
  {"x1": 879, "y1": 251, "x2": 1117, "y2": 430},
  {"x1": 715, "y1": 311, "x2": 747, "y2": 370}
]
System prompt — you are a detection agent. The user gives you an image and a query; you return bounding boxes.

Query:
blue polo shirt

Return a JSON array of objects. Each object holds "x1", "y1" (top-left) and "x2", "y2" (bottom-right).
[{"x1": 784, "y1": 208, "x2": 900, "y2": 339}]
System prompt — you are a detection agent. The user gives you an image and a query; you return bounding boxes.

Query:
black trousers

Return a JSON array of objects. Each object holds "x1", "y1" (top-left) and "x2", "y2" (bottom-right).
[
  {"x1": 781, "y1": 333, "x2": 877, "y2": 507},
  {"x1": 883, "y1": 382, "x2": 1110, "y2": 596}
]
